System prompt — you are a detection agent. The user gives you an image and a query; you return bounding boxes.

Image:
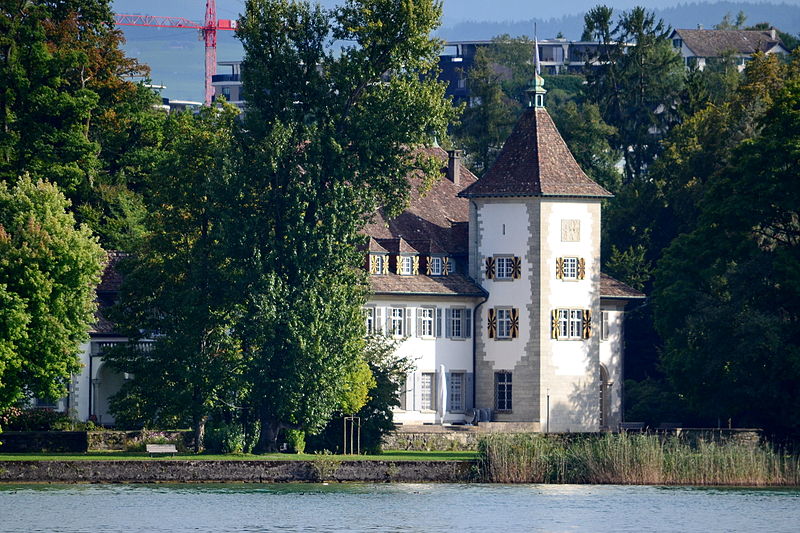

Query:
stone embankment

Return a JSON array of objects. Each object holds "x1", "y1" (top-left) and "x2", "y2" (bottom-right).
[{"x1": 0, "y1": 460, "x2": 474, "y2": 483}]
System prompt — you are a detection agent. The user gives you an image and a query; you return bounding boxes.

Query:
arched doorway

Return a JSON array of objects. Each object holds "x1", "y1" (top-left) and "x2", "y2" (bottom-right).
[{"x1": 93, "y1": 363, "x2": 125, "y2": 427}]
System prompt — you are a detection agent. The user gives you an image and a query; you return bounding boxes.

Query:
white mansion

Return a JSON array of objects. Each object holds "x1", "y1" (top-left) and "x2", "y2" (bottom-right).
[{"x1": 71, "y1": 76, "x2": 642, "y2": 432}]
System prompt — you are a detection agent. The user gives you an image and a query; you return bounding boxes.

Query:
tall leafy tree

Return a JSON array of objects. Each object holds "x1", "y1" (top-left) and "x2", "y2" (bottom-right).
[
  {"x1": 654, "y1": 73, "x2": 800, "y2": 437},
  {"x1": 232, "y1": 0, "x2": 455, "y2": 451},
  {"x1": 0, "y1": 176, "x2": 104, "y2": 407},
  {"x1": 106, "y1": 105, "x2": 241, "y2": 450},
  {"x1": 0, "y1": 0, "x2": 161, "y2": 249}
]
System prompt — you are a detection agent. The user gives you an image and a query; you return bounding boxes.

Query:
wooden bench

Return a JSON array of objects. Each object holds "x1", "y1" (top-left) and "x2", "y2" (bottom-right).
[{"x1": 146, "y1": 444, "x2": 177, "y2": 457}]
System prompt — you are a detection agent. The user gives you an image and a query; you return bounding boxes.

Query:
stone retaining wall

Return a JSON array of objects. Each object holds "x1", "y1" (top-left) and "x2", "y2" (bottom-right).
[{"x1": 0, "y1": 460, "x2": 474, "y2": 483}]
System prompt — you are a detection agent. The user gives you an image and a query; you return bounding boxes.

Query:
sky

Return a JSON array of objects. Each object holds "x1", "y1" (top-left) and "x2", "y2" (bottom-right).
[{"x1": 112, "y1": 0, "x2": 799, "y2": 26}]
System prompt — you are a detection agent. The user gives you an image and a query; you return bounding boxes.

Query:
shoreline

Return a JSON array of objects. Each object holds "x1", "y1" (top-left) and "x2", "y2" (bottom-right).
[{"x1": 2, "y1": 460, "x2": 799, "y2": 486}]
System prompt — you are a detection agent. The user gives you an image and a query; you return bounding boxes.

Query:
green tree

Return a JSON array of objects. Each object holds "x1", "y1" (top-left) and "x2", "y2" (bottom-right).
[
  {"x1": 0, "y1": 0, "x2": 162, "y2": 249},
  {"x1": 105, "y1": 105, "x2": 241, "y2": 450},
  {"x1": 654, "y1": 63, "x2": 800, "y2": 437},
  {"x1": 231, "y1": 0, "x2": 456, "y2": 452},
  {"x1": 452, "y1": 47, "x2": 517, "y2": 176},
  {"x1": 0, "y1": 176, "x2": 104, "y2": 407},
  {"x1": 583, "y1": 5, "x2": 684, "y2": 183}
]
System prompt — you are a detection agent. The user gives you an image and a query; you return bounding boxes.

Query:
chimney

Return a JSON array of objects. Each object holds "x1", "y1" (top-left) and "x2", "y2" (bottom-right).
[
  {"x1": 770, "y1": 28, "x2": 777, "y2": 40},
  {"x1": 447, "y1": 150, "x2": 463, "y2": 185}
]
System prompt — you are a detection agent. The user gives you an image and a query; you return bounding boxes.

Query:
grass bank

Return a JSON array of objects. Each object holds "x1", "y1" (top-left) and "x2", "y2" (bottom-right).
[
  {"x1": 0, "y1": 450, "x2": 476, "y2": 462},
  {"x1": 478, "y1": 433, "x2": 800, "y2": 486}
]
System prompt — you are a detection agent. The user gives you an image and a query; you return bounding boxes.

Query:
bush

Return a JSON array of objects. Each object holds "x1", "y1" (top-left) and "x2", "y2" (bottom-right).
[
  {"x1": 284, "y1": 429, "x2": 306, "y2": 454},
  {"x1": 0, "y1": 407, "x2": 80, "y2": 431},
  {"x1": 204, "y1": 422, "x2": 246, "y2": 454}
]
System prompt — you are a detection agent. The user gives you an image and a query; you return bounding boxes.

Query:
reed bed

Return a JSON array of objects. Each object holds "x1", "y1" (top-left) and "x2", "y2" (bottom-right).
[{"x1": 477, "y1": 433, "x2": 800, "y2": 486}]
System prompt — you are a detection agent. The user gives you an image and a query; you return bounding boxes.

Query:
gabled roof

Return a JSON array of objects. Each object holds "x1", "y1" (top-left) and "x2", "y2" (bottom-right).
[
  {"x1": 364, "y1": 146, "x2": 477, "y2": 254},
  {"x1": 459, "y1": 107, "x2": 612, "y2": 199},
  {"x1": 672, "y1": 28, "x2": 787, "y2": 57},
  {"x1": 600, "y1": 273, "x2": 646, "y2": 300}
]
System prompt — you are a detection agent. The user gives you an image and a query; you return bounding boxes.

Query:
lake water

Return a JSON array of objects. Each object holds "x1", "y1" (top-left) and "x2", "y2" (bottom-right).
[{"x1": 1, "y1": 483, "x2": 798, "y2": 532}]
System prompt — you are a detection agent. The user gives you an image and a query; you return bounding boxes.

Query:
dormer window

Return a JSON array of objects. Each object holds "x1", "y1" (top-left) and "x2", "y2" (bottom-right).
[
  {"x1": 369, "y1": 254, "x2": 388, "y2": 275},
  {"x1": 429, "y1": 256, "x2": 443, "y2": 276},
  {"x1": 398, "y1": 255, "x2": 418, "y2": 276}
]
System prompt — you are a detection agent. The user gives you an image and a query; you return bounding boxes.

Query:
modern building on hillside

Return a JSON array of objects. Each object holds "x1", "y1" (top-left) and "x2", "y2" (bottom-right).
[
  {"x1": 211, "y1": 60, "x2": 244, "y2": 107},
  {"x1": 67, "y1": 75, "x2": 642, "y2": 432},
  {"x1": 670, "y1": 28, "x2": 789, "y2": 70}
]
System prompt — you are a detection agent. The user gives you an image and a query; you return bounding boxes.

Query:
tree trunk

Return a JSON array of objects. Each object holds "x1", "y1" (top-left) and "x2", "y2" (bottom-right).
[
  {"x1": 193, "y1": 414, "x2": 208, "y2": 453},
  {"x1": 255, "y1": 412, "x2": 281, "y2": 454}
]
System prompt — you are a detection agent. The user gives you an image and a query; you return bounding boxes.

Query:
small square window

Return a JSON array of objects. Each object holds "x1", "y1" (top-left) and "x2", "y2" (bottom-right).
[
  {"x1": 496, "y1": 256, "x2": 514, "y2": 280},
  {"x1": 563, "y1": 257, "x2": 578, "y2": 280}
]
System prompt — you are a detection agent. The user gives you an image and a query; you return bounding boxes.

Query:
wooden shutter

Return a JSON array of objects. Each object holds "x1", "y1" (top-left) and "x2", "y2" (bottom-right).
[
  {"x1": 369, "y1": 255, "x2": 377, "y2": 274},
  {"x1": 556, "y1": 257, "x2": 565, "y2": 279},
  {"x1": 511, "y1": 256, "x2": 522, "y2": 279},
  {"x1": 485, "y1": 257, "x2": 495, "y2": 280},
  {"x1": 578, "y1": 258, "x2": 586, "y2": 280},
  {"x1": 465, "y1": 308, "x2": 472, "y2": 339},
  {"x1": 412, "y1": 256, "x2": 419, "y2": 275},
  {"x1": 435, "y1": 308, "x2": 442, "y2": 337},
  {"x1": 395, "y1": 255, "x2": 402, "y2": 274},
  {"x1": 551, "y1": 309, "x2": 559, "y2": 339},
  {"x1": 445, "y1": 308, "x2": 452, "y2": 338},
  {"x1": 425, "y1": 256, "x2": 433, "y2": 275},
  {"x1": 376, "y1": 307, "x2": 385, "y2": 334},
  {"x1": 442, "y1": 256, "x2": 450, "y2": 276},
  {"x1": 405, "y1": 308, "x2": 413, "y2": 337},
  {"x1": 416, "y1": 309, "x2": 423, "y2": 338},
  {"x1": 510, "y1": 308, "x2": 520, "y2": 338},
  {"x1": 582, "y1": 309, "x2": 592, "y2": 339},
  {"x1": 381, "y1": 256, "x2": 389, "y2": 275},
  {"x1": 487, "y1": 308, "x2": 497, "y2": 339}
]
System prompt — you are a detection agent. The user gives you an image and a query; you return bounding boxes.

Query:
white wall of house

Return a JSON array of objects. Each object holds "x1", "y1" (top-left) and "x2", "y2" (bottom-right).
[
  {"x1": 368, "y1": 295, "x2": 480, "y2": 424},
  {"x1": 600, "y1": 302, "x2": 627, "y2": 430},
  {"x1": 71, "y1": 337, "x2": 128, "y2": 426},
  {"x1": 539, "y1": 199, "x2": 602, "y2": 432}
]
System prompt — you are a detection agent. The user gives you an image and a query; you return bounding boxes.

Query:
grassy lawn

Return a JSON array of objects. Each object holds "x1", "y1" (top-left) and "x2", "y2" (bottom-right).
[{"x1": 0, "y1": 450, "x2": 477, "y2": 462}]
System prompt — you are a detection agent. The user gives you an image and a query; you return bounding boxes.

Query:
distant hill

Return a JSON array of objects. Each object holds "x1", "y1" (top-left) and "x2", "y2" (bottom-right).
[{"x1": 120, "y1": 1, "x2": 800, "y2": 102}]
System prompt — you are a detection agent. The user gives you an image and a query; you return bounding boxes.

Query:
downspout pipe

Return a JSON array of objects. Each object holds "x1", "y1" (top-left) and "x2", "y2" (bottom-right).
[{"x1": 472, "y1": 295, "x2": 488, "y2": 416}]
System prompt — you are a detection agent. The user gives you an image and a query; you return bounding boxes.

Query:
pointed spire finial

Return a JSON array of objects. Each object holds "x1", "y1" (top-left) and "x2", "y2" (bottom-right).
[{"x1": 527, "y1": 24, "x2": 547, "y2": 108}]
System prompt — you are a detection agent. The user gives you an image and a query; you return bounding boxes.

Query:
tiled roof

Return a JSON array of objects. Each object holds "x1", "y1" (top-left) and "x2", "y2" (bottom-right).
[
  {"x1": 370, "y1": 272, "x2": 486, "y2": 297},
  {"x1": 459, "y1": 107, "x2": 612, "y2": 199},
  {"x1": 674, "y1": 29, "x2": 785, "y2": 57},
  {"x1": 363, "y1": 146, "x2": 477, "y2": 254},
  {"x1": 600, "y1": 273, "x2": 646, "y2": 300},
  {"x1": 98, "y1": 251, "x2": 125, "y2": 292}
]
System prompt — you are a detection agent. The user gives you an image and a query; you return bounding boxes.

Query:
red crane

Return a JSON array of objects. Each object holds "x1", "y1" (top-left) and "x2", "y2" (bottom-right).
[{"x1": 114, "y1": 1, "x2": 237, "y2": 105}]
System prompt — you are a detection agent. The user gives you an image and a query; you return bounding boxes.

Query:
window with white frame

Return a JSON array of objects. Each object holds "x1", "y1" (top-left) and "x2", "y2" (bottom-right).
[
  {"x1": 495, "y1": 256, "x2": 514, "y2": 280},
  {"x1": 373, "y1": 254, "x2": 385, "y2": 274},
  {"x1": 563, "y1": 257, "x2": 578, "y2": 280},
  {"x1": 558, "y1": 309, "x2": 584, "y2": 339},
  {"x1": 446, "y1": 308, "x2": 472, "y2": 339},
  {"x1": 449, "y1": 372, "x2": 465, "y2": 411},
  {"x1": 421, "y1": 373, "x2": 435, "y2": 410},
  {"x1": 495, "y1": 371, "x2": 512, "y2": 411},
  {"x1": 429, "y1": 256, "x2": 443, "y2": 276},
  {"x1": 496, "y1": 308, "x2": 512, "y2": 339},
  {"x1": 601, "y1": 311, "x2": 610, "y2": 341},
  {"x1": 364, "y1": 307, "x2": 375, "y2": 334},
  {"x1": 447, "y1": 258, "x2": 455, "y2": 274},
  {"x1": 418, "y1": 307, "x2": 435, "y2": 338},
  {"x1": 400, "y1": 256, "x2": 413, "y2": 275},
  {"x1": 389, "y1": 307, "x2": 405, "y2": 336}
]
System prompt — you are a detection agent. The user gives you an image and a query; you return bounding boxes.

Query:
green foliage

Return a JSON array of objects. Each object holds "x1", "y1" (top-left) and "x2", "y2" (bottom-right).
[
  {"x1": 205, "y1": 421, "x2": 247, "y2": 454},
  {"x1": 0, "y1": 407, "x2": 72, "y2": 431},
  {"x1": 0, "y1": 176, "x2": 105, "y2": 408},
  {"x1": 583, "y1": 6, "x2": 684, "y2": 183},
  {"x1": 233, "y1": 0, "x2": 455, "y2": 452},
  {"x1": 654, "y1": 58, "x2": 800, "y2": 438},
  {"x1": 105, "y1": 104, "x2": 242, "y2": 449},
  {"x1": 284, "y1": 429, "x2": 306, "y2": 454}
]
